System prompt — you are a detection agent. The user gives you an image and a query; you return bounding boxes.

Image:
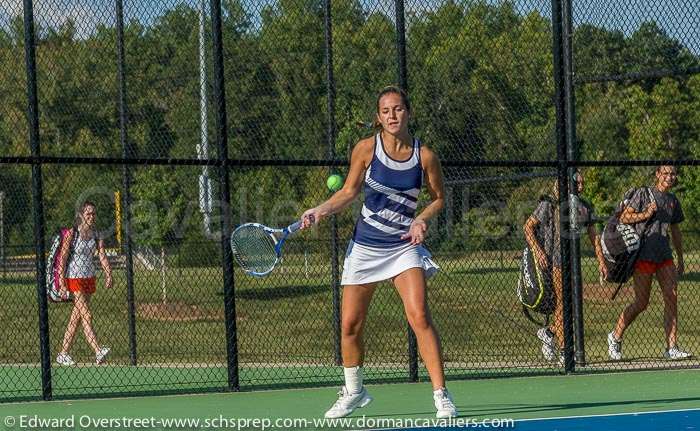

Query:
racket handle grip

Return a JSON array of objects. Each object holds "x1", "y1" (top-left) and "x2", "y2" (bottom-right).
[
  {"x1": 290, "y1": 214, "x2": 316, "y2": 233},
  {"x1": 288, "y1": 220, "x2": 302, "y2": 233}
]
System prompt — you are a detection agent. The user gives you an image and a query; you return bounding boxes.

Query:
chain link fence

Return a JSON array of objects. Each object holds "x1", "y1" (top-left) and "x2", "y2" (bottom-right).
[{"x1": 0, "y1": 0, "x2": 699, "y2": 402}]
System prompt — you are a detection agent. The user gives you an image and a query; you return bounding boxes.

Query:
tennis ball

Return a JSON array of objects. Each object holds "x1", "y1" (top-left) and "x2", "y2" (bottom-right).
[{"x1": 326, "y1": 174, "x2": 344, "y2": 192}]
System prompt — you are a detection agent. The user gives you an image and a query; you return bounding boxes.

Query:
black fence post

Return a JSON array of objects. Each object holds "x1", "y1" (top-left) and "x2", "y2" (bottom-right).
[
  {"x1": 209, "y1": 0, "x2": 239, "y2": 391},
  {"x1": 0, "y1": 191, "x2": 4, "y2": 281},
  {"x1": 551, "y1": 0, "x2": 575, "y2": 373},
  {"x1": 394, "y1": 0, "x2": 418, "y2": 383},
  {"x1": 323, "y1": 0, "x2": 342, "y2": 367},
  {"x1": 23, "y1": 0, "x2": 52, "y2": 400},
  {"x1": 562, "y1": 0, "x2": 585, "y2": 367},
  {"x1": 395, "y1": 0, "x2": 408, "y2": 93},
  {"x1": 116, "y1": 0, "x2": 138, "y2": 366}
]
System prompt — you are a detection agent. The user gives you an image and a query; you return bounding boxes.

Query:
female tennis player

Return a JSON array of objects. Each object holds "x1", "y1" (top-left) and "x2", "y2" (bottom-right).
[
  {"x1": 523, "y1": 172, "x2": 607, "y2": 364},
  {"x1": 607, "y1": 165, "x2": 691, "y2": 361},
  {"x1": 55, "y1": 201, "x2": 112, "y2": 366},
  {"x1": 300, "y1": 86, "x2": 457, "y2": 419}
]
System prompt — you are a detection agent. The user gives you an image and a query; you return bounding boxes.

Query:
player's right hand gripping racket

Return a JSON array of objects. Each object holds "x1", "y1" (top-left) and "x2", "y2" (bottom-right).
[{"x1": 230, "y1": 220, "x2": 303, "y2": 277}]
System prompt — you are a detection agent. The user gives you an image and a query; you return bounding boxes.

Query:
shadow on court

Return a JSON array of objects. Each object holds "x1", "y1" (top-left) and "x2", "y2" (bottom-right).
[{"x1": 236, "y1": 284, "x2": 328, "y2": 300}]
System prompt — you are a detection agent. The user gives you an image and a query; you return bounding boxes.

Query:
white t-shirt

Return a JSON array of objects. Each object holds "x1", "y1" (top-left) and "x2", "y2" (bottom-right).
[{"x1": 66, "y1": 232, "x2": 97, "y2": 279}]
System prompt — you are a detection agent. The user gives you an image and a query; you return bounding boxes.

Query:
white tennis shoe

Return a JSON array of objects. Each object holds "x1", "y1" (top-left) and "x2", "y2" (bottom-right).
[
  {"x1": 537, "y1": 327, "x2": 557, "y2": 361},
  {"x1": 664, "y1": 346, "x2": 692, "y2": 360},
  {"x1": 324, "y1": 386, "x2": 373, "y2": 418},
  {"x1": 433, "y1": 388, "x2": 458, "y2": 419},
  {"x1": 56, "y1": 352, "x2": 75, "y2": 366},
  {"x1": 607, "y1": 332, "x2": 622, "y2": 361},
  {"x1": 96, "y1": 347, "x2": 111, "y2": 365}
]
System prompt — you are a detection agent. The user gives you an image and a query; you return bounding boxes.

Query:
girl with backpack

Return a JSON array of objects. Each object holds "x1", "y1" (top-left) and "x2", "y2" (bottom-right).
[
  {"x1": 607, "y1": 166, "x2": 691, "y2": 361},
  {"x1": 523, "y1": 172, "x2": 607, "y2": 363},
  {"x1": 55, "y1": 201, "x2": 113, "y2": 366}
]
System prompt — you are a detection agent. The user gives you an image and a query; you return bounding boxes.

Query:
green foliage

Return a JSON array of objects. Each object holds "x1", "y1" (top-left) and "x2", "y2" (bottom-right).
[
  {"x1": 131, "y1": 166, "x2": 190, "y2": 247},
  {"x1": 1, "y1": 1, "x2": 699, "y2": 261}
]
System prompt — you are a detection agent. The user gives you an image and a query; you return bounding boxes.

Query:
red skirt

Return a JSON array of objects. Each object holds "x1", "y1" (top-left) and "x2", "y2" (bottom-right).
[{"x1": 66, "y1": 277, "x2": 96, "y2": 294}]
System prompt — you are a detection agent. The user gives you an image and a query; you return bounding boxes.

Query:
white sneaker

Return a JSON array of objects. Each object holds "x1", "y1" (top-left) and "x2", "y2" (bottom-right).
[
  {"x1": 56, "y1": 352, "x2": 75, "y2": 366},
  {"x1": 324, "y1": 386, "x2": 373, "y2": 418},
  {"x1": 664, "y1": 346, "x2": 692, "y2": 360},
  {"x1": 95, "y1": 347, "x2": 110, "y2": 365},
  {"x1": 607, "y1": 332, "x2": 622, "y2": 361},
  {"x1": 433, "y1": 388, "x2": 458, "y2": 419},
  {"x1": 537, "y1": 327, "x2": 556, "y2": 361}
]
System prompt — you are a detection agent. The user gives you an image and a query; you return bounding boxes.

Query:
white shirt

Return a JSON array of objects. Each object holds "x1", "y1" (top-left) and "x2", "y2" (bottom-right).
[{"x1": 66, "y1": 233, "x2": 97, "y2": 279}]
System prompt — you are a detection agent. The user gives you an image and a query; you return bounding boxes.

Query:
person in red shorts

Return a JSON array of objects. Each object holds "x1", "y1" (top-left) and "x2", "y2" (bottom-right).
[
  {"x1": 55, "y1": 201, "x2": 113, "y2": 366},
  {"x1": 607, "y1": 166, "x2": 691, "y2": 361}
]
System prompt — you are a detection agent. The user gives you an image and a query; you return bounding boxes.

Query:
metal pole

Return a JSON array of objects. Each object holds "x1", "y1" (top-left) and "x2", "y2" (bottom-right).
[
  {"x1": 394, "y1": 0, "x2": 418, "y2": 383},
  {"x1": 323, "y1": 0, "x2": 342, "y2": 367},
  {"x1": 0, "y1": 191, "x2": 4, "y2": 280},
  {"x1": 562, "y1": 0, "x2": 585, "y2": 367},
  {"x1": 395, "y1": 0, "x2": 408, "y2": 91},
  {"x1": 550, "y1": 0, "x2": 574, "y2": 373},
  {"x1": 210, "y1": 0, "x2": 239, "y2": 391},
  {"x1": 198, "y1": 0, "x2": 213, "y2": 237},
  {"x1": 116, "y1": 0, "x2": 138, "y2": 367},
  {"x1": 24, "y1": 0, "x2": 52, "y2": 400}
]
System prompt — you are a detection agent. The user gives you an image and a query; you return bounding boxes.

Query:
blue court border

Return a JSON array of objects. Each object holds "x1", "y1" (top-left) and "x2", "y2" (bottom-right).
[
  {"x1": 395, "y1": 408, "x2": 700, "y2": 430},
  {"x1": 515, "y1": 408, "x2": 700, "y2": 431}
]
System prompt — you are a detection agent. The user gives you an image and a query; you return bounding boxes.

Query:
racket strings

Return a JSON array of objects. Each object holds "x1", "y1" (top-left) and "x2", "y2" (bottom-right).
[{"x1": 231, "y1": 225, "x2": 278, "y2": 274}]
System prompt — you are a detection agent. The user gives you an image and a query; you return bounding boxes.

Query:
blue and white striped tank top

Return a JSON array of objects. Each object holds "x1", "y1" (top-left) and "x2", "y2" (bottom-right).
[{"x1": 352, "y1": 133, "x2": 423, "y2": 248}]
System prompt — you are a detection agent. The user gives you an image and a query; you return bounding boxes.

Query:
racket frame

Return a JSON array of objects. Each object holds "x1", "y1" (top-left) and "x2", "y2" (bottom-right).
[{"x1": 230, "y1": 220, "x2": 301, "y2": 277}]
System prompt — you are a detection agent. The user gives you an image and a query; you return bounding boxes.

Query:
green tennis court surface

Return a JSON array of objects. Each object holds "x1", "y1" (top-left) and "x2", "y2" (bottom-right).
[{"x1": 1, "y1": 369, "x2": 698, "y2": 430}]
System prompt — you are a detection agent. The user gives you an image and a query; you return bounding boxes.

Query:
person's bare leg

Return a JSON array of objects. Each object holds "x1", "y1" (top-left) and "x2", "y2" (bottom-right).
[
  {"x1": 323, "y1": 283, "x2": 377, "y2": 419},
  {"x1": 340, "y1": 283, "x2": 377, "y2": 367},
  {"x1": 550, "y1": 267, "x2": 564, "y2": 349},
  {"x1": 656, "y1": 264, "x2": 678, "y2": 348},
  {"x1": 394, "y1": 268, "x2": 445, "y2": 390},
  {"x1": 613, "y1": 271, "x2": 652, "y2": 339},
  {"x1": 75, "y1": 292, "x2": 101, "y2": 353},
  {"x1": 60, "y1": 302, "x2": 82, "y2": 354}
]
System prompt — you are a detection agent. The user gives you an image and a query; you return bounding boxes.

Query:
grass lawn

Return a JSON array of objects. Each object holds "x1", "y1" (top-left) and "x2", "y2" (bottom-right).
[{"x1": 2, "y1": 248, "x2": 699, "y2": 400}]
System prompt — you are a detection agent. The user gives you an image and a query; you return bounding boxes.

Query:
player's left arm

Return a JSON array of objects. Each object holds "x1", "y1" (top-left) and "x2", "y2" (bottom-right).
[
  {"x1": 587, "y1": 224, "x2": 608, "y2": 279},
  {"x1": 97, "y1": 238, "x2": 113, "y2": 289},
  {"x1": 401, "y1": 146, "x2": 445, "y2": 245},
  {"x1": 670, "y1": 223, "x2": 684, "y2": 276},
  {"x1": 416, "y1": 146, "x2": 445, "y2": 223}
]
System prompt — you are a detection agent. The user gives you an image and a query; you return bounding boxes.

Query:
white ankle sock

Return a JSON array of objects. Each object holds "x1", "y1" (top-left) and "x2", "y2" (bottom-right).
[
  {"x1": 433, "y1": 387, "x2": 447, "y2": 396},
  {"x1": 344, "y1": 366, "x2": 363, "y2": 394}
]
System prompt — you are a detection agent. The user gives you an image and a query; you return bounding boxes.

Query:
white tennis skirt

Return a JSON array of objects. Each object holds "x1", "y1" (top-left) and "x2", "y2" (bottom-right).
[{"x1": 340, "y1": 240, "x2": 440, "y2": 285}]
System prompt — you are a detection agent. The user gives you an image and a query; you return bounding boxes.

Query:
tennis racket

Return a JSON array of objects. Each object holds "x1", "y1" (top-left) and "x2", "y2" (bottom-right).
[{"x1": 230, "y1": 220, "x2": 303, "y2": 277}]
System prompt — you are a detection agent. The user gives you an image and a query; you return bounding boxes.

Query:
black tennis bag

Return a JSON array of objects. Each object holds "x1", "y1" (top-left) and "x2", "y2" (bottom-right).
[
  {"x1": 600, "y1": 187, "x2": 654, "y2": 286},
  {"x1": 518, "y1": 195, "x2": 556, "y2": 324},
  {"x1": 517, "y1": 245, "x2": 555, "y2": 318}
]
